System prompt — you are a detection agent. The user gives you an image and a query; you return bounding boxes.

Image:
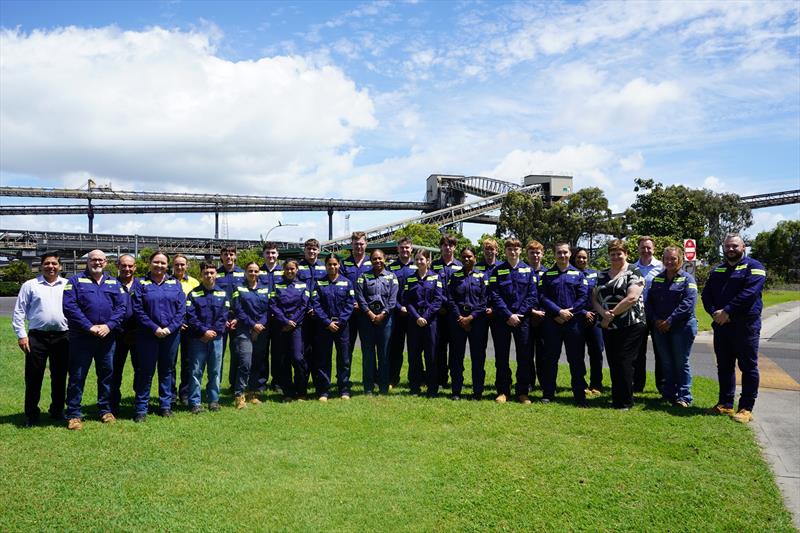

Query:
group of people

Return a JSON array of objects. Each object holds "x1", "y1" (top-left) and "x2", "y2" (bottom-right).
[{"x1": 12, "y1": 231, "x2": 766, "y2": 429}]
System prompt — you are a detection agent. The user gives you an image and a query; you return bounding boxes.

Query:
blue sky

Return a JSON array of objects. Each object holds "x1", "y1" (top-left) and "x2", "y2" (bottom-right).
[{"x1": 1, "y1": 0, "x2": 798, "y2": 243}]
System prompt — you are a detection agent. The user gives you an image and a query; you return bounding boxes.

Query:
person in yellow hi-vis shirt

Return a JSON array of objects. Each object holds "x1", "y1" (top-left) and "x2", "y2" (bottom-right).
[{"x1": 172, "y1": 254, "x2": 199, "y2": 405}]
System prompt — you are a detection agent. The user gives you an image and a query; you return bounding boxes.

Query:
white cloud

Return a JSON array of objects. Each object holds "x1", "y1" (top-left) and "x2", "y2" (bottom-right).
[
  {"x1": 489, "y1": 144, "x2": 616, "y2": 189},
  {"x1": 619, "y1": 152, "x2": 645, "y2": 172},
  {"x1": 702, "y1": 175, "x2": 726, "y2": 192},
  {"x1": 0, "y1": 26, "x2": 377, "y2": 195}
]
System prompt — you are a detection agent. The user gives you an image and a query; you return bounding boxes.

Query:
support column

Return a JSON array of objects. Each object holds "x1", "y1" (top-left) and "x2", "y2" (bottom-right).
[
  {"x1": 214, "y1": 211, "x2": 219, "y2": 240},
  {"x1": 328, "y1": 208, "x2": 334, "y2": 240},
  {"x1": 87, "y1": 199, "x2": 94, "y2": 234}
]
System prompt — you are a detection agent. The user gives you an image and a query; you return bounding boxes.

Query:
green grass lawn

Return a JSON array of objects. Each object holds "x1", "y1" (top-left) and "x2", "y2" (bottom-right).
[
  {"x1": 696, "y1": 289, "x2": 800, "y2": 332},
  {"x1": 0, "y1": 316, "x2": 793, "y2": 532}
]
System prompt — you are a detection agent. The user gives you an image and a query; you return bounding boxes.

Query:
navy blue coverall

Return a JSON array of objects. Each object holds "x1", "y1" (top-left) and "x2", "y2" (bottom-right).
[
  {"x1": 110, "y1": 277, "x2": 141, "y2": 415},
  {"x1": 402, "y1": 271, "x2": 444, "y2": 396},
  {"x1": 701, "y1": 256, "x2": 766, "y2": 411},
  {"x1": 269, "y1": 280, "x2": 311, "y2": 398},
  {"x1": 432, "y1": 258, "x2": 463, "y2": 388},
  {"x1": 63, "y1": 271, "x2": 126, "y2": 420},
  {"x1": 217, "y1": 265, "x2": 245, "y2": 387},
  {"x1": 312, "y1": 276, "x2": 356, "y2": 397},
  {"x1": 297, "y1": 259, "x2": 327, "y2": 390},
  {"x1": 488, "y1": 261, "x2": 538, "y2": 397},
  {"x1": 257, "y1": 262, "x2": 284, "y2": 391},
  {"x1": 447, "y1": 268, "x2": 488, "y2": 398},
  {"x1": 538, "y1": 265, "x2": 589, "y2": 403},
  {"x1": 388, "y1": 258, "x2": 417, "y2": 386},
  {"x1": 581, "y1": 268, "x2": 605, "y2": 391},
  {"x1": 185, "y1": 284, "x2": 229, "y2": 406},
  {"x1": 231, "y1": 283, "x2": 270, "y2": 397}
]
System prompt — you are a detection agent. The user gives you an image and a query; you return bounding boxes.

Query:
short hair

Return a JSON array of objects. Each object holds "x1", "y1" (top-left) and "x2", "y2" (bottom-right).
[
  {"x1": 149, "y1": 250, "x2": 169, "y2": 262},
  {"x1": 304, "y1": 239, "x2": 320, "y2": 249},
  {"x1": 283, "y1": 259, "x2": 300, "y2": 269},
  {"x1": 172, "y1": 253, "x2": 188, "y2": 263},
  {"x1": 370, "y1": 248, "x2": 385, "y2": 259},
  {"x1": 397, "y1": 236, "x2": 413, "y2": 246},
  {"x1": 570, "y1": 247, "x2": 589, "y2": 267},
  {"x1": 607, "y1": 239, "x2": 626, "y2": 254},
  {"x1": 439, "y1": 234, "x2": 457, "y2": 246},
  {"x1": 663, "y1": 246, "x2": 684, "y2": 267},
  {"x1": 460, "y1": 246, "x2": 477, "y2": 257},
  {"x1": 219, "y1": 246, "x2": 237, "y2": 255},
  {"x1": 325, "y1": 254, "x2": 341, "y2": 265},
  {"x1": 351, "y1": 231, "x2": 367, "y2": 241},
  {"x1": 262, "y1": 241, "x2": 279, "y2": 251},
  {"x1": 724, "y1": 233, "x2": 745, "y2": 244},
  {"x1": 40, "y1": 251, "x2": 60, "y2": 264},
  {"x1": 117, "y1": 254, "x2": 135, "y2": 264},
  {"x1": 526, "y1": 240, "x2": 543, "y2": 251},
  {"x1": 481, "y1": 238, "x2": 498, "y2": 250},
  {"x1": 199, "y1": 261, "x2": 217, "y2": 272},
  {"x1": 554, "y1": 241, "x2": 571, "y2": 252},
  {"x1": 505, "y1": 238, "x2": 522, "y2": 249},
  {"x1": 415, "y1": 249, "x2": 432, "y2": 261},
  {"x1": 637, "y1": 236, "x2": 655, "y2": 246}
]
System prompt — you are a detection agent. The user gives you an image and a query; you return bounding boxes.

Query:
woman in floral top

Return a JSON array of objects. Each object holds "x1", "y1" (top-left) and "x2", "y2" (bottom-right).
[{"x1": 592, "y1": 239, "x2": 646, "y2": 409}]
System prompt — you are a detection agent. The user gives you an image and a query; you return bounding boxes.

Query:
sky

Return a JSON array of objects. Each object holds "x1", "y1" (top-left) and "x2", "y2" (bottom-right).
[{"x1": 1, "y1": 0, "x2": 798, "y2": 244}]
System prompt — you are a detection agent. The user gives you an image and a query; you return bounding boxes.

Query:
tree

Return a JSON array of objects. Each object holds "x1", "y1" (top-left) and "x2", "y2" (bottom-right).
[
  {"x1": 497, "y1": 191, "x2": 552, "y2": 246},
  {"x1": 393, "y1": 223, "x2": 471, "y2": 251},
  {"x1": 562, "y1": 187, "x2": 613, "y2": 255},
  {"x1": 1, "y1": 260, "x2": 33, "y2": 282},
  {"x1": 751, "y1": 220, "x2": 800, "y2": 282},
  {"x1": 630, "y1": 178, "x2": 752, "y2": 262}
]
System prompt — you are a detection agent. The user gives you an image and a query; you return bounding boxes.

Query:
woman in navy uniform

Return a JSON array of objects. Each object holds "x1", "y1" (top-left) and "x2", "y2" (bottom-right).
[
  {"x1": 269, "y1": 260, "x2": 311, "y2": 400},
  {"x1": 447, "y1": 246, "x2": 488, "y2": 400},
  {"x1": 311, "y1": 255, "x2": 356, "y2": 400},
  {"x1": 646, "y1": 246, "x2": 698, "y2": 407},
  {"x1": 356, "y1": 249, "x2": 398, "y2": 395},
  {"x1": 572, "y1": 247, "x2": 604, "y2": 395},
  {"x1": 231, "y1": 262, "x2": 270, "y2": 408},
  {"x1": 402, "y1": 250, "x2": 444, "y2": 397},
  {"x1": 131, "y1": 251, "x2": 185, "y2": 421}
]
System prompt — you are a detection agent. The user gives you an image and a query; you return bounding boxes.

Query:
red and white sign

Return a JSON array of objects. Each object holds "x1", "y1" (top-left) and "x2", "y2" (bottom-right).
[{"x1": 683, "y1": 238, "x2": 696, "y2": 261}]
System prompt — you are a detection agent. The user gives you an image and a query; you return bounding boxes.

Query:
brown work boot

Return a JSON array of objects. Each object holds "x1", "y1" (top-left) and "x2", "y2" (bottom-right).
[
  {"x1": 67, "y1": 418, "x2": 83, "y2": 431},
  {"x1": 518, "y1": 394, "x2": 532, "y2": 405},
  {"x1": 495, "y1": 393, "x2": 507, "y2": 404},
  {"x1": 732, "y1": 409, "x2": 753, "y2": 424},
  {"x1": 234, "y1": 395, "x2": 246, "y2": 410},
  {"x1": 246, "y1": 392, "x2": 262, "y2": 405},
  {"x1": 707, "y1": 404, "x2": 735, "y2": 416},
  {"x1": 100, "y1": 413, "x2": 116, "y2": 424}
]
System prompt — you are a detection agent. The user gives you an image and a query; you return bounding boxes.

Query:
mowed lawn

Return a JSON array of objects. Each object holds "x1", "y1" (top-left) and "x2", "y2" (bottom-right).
[
  {"x1": 0, "y1": 317, "x2": 793, "y2": 532},
  {"x1": 696, "y1": 289, "x2": 799, "y2": 331}
]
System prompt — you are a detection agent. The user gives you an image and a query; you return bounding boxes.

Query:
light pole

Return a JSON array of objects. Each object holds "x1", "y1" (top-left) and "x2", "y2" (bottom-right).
[{"x1": 263, "y1": 220, "x2": 298, "y2": 241}]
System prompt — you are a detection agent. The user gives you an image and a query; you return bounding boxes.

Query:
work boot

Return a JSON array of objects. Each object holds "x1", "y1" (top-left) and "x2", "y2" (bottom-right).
[
  {"x1": 732, "y1": 409, "x2": 753, "y2": 424},
  {"x1": 234, "y1": 395, "x2": 246, "y2": 410},
  {"x1": 518, "y1": 394, "x2": 532, "y2": 405},
  {"x1": 246, "y1": 392, "x2": 262, "y2": 405},
  {"x1": 495, "y1": 393, "x2": 507, "y2": 404},
  {"x1": 707, "y1": 404, "x2": 735, "y2": 416},
  {"x1": 100, "y1": 413, "x2": 116, "y2": 424},
  {"x1": 67, "y1": 418, "x2": 83, "y2": 431}
]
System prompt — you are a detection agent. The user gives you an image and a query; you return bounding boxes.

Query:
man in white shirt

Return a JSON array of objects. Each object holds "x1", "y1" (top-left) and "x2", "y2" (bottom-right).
[
  {"x1": 633, "y1": 236, "x2": 664, "y2": 394},
  {"x1": 12, "y1": 252, "x2": 69, "y2": 427}
]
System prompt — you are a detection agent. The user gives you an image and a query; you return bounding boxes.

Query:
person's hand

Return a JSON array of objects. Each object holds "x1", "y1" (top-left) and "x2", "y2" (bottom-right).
[
  {"x1": 155, "y1": 327, "x2": 170, "y2": 338},
  {"x1": 416, "y1": 317, "x2": 428, "y2": 327},
  {"x1": 712, "y1": 310, "x2": 730, "y2": 325},
  {"x1": 485, "y1": 308, "x2": 493, "y2": 317},
  {"x1": 201, "y1": 330, "x2": 216, "y2": 343},
  {"x1": 399, "y1": 306, "x2": 408, "y2": 315},
  {"x1": 18, "y1": 337, "x2": 30, "y2": 354},
  {"x1": 374, "y1": 312, "x2": 387, "y2": 324},
  {"x1": 558, "y1": 308, "x2": 574, "y2": 322},
  {"x1": 327, "y1": 322, "x2": 340, "y2": 333},
  {"x1": 181, "y1": 323, "x2": 189, "y2": 332},
  {"x1": 585, "y1": 312, "x2": 596, "y2": 325},
  {"x1": 91, "y1": 324, "x2": 111, "y2": 338},
  {"x1": 506, "y1": 314, "x2": 521, "y2": 327},
  {"x1": 656, "y1": 319, "x2": 670, "y2": 333},
  {"x1": 600, "y1": 316, "x2": 612, "y2": 329},
  {"x1": 229, "y1": 319, "x2": 238, "y2": 330},
  {"x1": 555, "y1": 316, "x2": 566, "y2": 325}
]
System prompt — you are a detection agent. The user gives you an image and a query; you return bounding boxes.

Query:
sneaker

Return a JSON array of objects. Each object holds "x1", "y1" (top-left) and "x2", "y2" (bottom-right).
[
  {"x1": 518, "y1": 394, "x2": 532, "y2": 405},
  {"x1": 495, "y1": 393, "x2": 507, "y2": 403},
  {"x1": 587, "y1": 388, "x2": 602, "y2": 397},
  {"x1": 158, "y1": 409, "x2": 173, "y2": 418},
  {"x1": 340, "y1": 393, "x2": 351, "y2": 400},
  {"x1": 732, "y1": 409, "x2": 753, "y2": 424},
  {"x1": 190, "y1": 405, "x2": 203, "y2": 415},
  {"x1": 100, "y1": 413, "x2": 116, "y2": 424},
  {"x1": 674, "y1": 400, "x2": 690, "y2": 408},
  {"x1": 708, "y1": 404, "x2": 735, "y2": 416},
  {"x1": 234, "y1": 395, "x2": 246, "y2": 410},
  {"x1": 133, "y1": 414, "x2": 146, "y2": 423},
  {"x1": 318, "y1": 395, "x2": 328, "y2": 402},
  {"x1": 208, "y1": 402, "x2": 221, "y2": 412},
  {"x1": 246, "y1": 392, "x2": 262, "y2": 405},
  {"x1": 67, "y1": 418, "x2": 83, "y2": 431}
]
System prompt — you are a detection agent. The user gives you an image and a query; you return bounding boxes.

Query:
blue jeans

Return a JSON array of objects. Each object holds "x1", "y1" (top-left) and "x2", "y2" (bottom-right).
[
  {"x1": 188, "y1": 337, "x2": 223, "y2": 406},
  {"x1": 652, "y1": 318, "x2": 696, "y2": 404},
  {"x1": 134, "y1": 331, "x2": 180, "y2": 415},
  {"x1": 358, "y1": 313, "x2": 393, "y2": 393},
  {"x1": 233, "y1": 330, "x2": 268, "y2": 396},
  {"x1": 66, "y1": 333, "x2": 115, "y2": 419}
]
